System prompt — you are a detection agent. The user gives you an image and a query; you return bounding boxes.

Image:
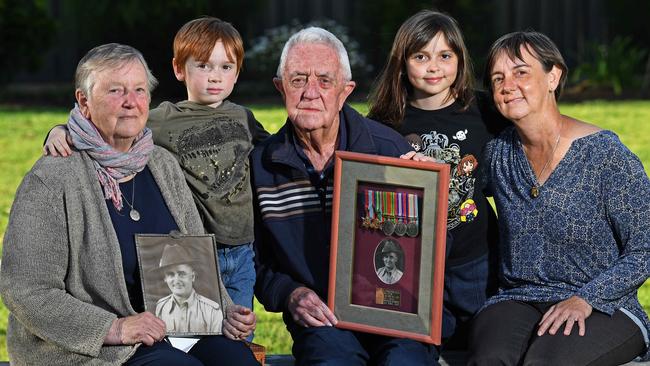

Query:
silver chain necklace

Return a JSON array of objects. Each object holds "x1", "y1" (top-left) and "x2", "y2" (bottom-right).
[
  {"x1": 120, "y1": 176, "x2": 141, "y2": 221},
  {"x1": 524, "y1": 122, "x2": 562, "y2": 198}
]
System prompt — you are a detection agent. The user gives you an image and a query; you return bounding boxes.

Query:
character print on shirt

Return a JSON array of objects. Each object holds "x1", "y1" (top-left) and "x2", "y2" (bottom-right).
[
  {"x1": 457, "y1": 154, "x2": 478, "y2": 177},
  {"x1": 404, "y1": 131, "x2": 478, "y2": 229},
  {"x1": 174, "y1": 117, "x2": 252, "y2": 204},
  {"x1": 459, "y1": 199, "x2": 478, "y2": 222},
  {"x1": 453, "y1": 129, "x2": 468, "y2": 141}
]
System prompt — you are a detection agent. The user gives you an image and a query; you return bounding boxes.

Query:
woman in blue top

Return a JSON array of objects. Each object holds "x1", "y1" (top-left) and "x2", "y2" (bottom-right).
[{"x1": 467, "y1": 31, "x2": 649, "y2": 365}]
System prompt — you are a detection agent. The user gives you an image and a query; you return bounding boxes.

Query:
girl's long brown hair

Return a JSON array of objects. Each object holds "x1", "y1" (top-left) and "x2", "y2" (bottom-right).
[{"x1": 368, "y1": 10, "x2": 474, "y2": 128}]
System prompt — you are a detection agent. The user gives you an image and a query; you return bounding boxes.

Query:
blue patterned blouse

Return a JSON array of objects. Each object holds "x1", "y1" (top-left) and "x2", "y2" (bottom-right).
[{"x1": 483, "y1": 127, "x2": 650, "y2": 360}]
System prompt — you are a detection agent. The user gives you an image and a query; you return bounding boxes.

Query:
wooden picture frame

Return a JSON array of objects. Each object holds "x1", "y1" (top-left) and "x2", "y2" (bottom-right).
[
  {"x1": 135, "y1": 233, "x2": 225, "y2": 336},
  {"x1": 328, "y1": 151, "x2": 449, "y2": 344}
]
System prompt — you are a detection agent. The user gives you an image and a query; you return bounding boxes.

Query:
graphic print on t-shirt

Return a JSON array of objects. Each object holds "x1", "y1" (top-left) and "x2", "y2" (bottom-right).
[
  {"x1": 404, "y1": 130, "x2": 478, "y2": 230},
  {"x1": 175, "y1": 116, "x2": 251, "y2": 204}
]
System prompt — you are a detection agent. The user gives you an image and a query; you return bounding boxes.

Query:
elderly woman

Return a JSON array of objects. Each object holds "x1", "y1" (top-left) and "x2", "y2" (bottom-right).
[
  {"x1": 467, "y1": 32, "x2": 649, "y2": 365},
  {"x1": 0, "y1": 44, "x2": 258, "y2": 366}
]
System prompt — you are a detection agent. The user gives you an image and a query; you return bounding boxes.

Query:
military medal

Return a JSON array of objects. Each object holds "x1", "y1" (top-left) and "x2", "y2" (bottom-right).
[
  {"x1": 406, "y1": 193, "x2": 419, "y2": 237},
  {"x1": 361, "y1": 190, "x2": 372, "y2": 228},
  {"x1": 380, "y1": 191, "x2": 395, "y2": 236},
  {"x1": 370, "y1": 191, "x2": 381, "y2": 230},
  {"x1": 394, "y1": 192, "x2": 407, "y2": 236}
]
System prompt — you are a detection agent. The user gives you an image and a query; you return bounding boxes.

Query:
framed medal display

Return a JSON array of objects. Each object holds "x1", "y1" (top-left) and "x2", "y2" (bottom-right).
[{"x1": 328, "y1": 151, "x2": 449, "y2": 345}]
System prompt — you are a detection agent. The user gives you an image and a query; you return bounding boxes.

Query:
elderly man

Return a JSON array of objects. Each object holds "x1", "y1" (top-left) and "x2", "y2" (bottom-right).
[
  {"x1": 155, "y1": 244, "x2": 223, "y2": 334},
  {"x1": 251, "y1": 27, "x2": 437, "y2": 365}
]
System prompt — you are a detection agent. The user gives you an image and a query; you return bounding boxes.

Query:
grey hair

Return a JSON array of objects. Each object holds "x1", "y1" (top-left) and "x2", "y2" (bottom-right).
[
  {"x1": 276, "y1": 27, "x2": 352, "y2": 81},
  {"x1": 75, "y1": 43, "x2": 158, "y2": 98}
]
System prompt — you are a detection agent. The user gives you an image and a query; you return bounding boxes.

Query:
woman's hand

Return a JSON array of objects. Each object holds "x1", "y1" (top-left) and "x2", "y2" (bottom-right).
[
  {"x1": 43, "y1": 125, "x2": 73, "y2": 157},
  {"x1": 104, "y1": 312, "x2": 166, "y2": 346},
  {"x1": 537, "y1": 296, "x2": 593, "y2": 337},
  {"x1": 222, "y1": 305, "x2": 256, "y2": 341}
]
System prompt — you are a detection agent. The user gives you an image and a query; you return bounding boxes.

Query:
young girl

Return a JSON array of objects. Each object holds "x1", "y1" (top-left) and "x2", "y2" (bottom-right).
[{"x1": 368, "y1": 9, "x2": 508, "y2": 350}]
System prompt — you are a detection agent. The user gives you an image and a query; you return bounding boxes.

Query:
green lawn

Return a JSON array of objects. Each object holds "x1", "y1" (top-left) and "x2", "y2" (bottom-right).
[{"x1": 0, "y1": 100, "x2": 649, "y2": 359}]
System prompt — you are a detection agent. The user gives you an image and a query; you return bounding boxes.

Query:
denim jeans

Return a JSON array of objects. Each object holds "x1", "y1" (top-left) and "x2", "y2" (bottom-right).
[
  {"x1": 442, "y1": 253, "x2": 497, "y2": 349},
  {"x1": 125, "y1": 336, "x2": 259, "y2": 366},
  {"x1": 217, "y1": 242, "x2": 256, "y2": 309},
  {"x1": 217, "y1": 242, "x2": 256, "y2": 341}
]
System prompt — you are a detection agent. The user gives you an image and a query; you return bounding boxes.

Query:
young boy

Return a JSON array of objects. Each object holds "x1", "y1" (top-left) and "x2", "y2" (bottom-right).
[
  {"x1": 44, "y1": 17, "x2": 268, "y2": 340},
  {"x1": 149, "y1": 17, "x2": 268, "y2": 317}
]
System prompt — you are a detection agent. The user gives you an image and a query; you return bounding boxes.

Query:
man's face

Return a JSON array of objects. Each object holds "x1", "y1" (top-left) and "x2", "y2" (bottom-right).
[
  {"x1": 164, "y1": 264, "x2": 195, "y2": 300},
  {"x1": 274, "y1": 42, "x2": 355, "y2": 134},
  {"x1": 383, "y1": 252, "x2": 398, "y2": 270}
]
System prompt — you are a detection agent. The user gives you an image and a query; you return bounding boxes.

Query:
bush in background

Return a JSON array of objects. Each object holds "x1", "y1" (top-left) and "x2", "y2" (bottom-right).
[
  {"x1": 570, "y1": 36, "x2": 648, "y2": 96},
  {"x1": 239, "y1": 19, "x2": 372, "y2": 97},
  {"x1": 0, "y1": 0, "x2": 55, "y2": 85}
]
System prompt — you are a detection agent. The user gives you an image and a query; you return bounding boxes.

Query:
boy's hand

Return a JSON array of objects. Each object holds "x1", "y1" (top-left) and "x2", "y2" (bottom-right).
[
  {"x1": 222, "y1": 305, "x2": 256, "y2": 341},
  {"x1": 43, "y1": 125, "x2": 73, "y2": 157}
]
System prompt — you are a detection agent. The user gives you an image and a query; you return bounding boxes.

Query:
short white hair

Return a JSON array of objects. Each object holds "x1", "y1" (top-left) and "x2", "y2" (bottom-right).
[
  {"x1": 276, "y1": 27, "x2": 352, "y2": 81},
  {"x1": 75, "y1": 43, "x2": 158, "y2": 98}
]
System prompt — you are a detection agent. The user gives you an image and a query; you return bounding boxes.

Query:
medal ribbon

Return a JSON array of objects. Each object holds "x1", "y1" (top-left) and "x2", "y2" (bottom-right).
[
  {"x1": 397, "y1": 192, "x2": 404, "y2": 218},
  {"x1": 376, "y1": 190, "x2": 382, "y2": 222},
  {"x1": 414, "y1": 193, "x2": 419, "y2": 224},
  {"x1": 367, "y1": 189, "x2": 374, "y2": 220}
]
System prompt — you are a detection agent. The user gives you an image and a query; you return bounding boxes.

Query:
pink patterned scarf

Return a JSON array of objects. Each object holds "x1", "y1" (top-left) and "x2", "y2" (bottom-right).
[{"x1": 67, "y1": 105, "x2": 154, "y2": 210}]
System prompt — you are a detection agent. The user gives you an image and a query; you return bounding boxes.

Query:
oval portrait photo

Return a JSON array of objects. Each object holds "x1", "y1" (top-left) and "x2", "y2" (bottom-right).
[{"x1": 374, "y1": 238, "x2": 405, "y2": 285}]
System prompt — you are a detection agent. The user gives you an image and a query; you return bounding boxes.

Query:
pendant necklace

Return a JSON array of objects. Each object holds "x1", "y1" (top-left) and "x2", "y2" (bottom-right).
[
  {"x1": 526, "y1": 122, "x2": 562, "y2": 199},
  {"x1": 121, "y1": 176, "x2": 141, "y2": 221}
]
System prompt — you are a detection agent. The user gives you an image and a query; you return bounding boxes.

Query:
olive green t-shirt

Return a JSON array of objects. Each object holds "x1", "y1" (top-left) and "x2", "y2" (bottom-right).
[{"x1": 149, "y1": 100, "x2": 268, "y2": 245}]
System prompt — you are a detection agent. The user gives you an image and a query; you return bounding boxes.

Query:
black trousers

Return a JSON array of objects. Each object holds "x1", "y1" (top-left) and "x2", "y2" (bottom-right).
[
  {"x1": 467, "y1": 300, "x2": 646, "y2": 366},
  {"x1": 125, "y1": 336, "x2": 260, "y2": 366}
]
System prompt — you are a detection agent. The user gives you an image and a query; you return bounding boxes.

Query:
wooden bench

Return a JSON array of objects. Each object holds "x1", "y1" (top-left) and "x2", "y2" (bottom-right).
[
  {"x1": 264, "y1": 352, "x2": 650, "y2": 365},
  {"x1": 1, "y1": 352, "x2": 647, "y2": 365}
]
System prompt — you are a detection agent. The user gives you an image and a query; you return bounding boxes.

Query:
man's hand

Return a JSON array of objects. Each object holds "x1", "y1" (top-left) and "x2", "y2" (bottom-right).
[
  {"x1": 400, "y1": 150, "x2": 437, "y2": 162},
  {"x1": 223, "y1": 305, "x2": 256, "y2": 341},
  {"x1": 104, "y1": 312, "x2": 166, "y2": 346},
  {"x1": 537, "y1": 296, "x2": 593, "y2": 337},
  {"x1": 43, "y1": 125, "x2": 73, "y2": 157},
  {"x1": 287, "y1": 286, "x2": 338, "y2": 328}
]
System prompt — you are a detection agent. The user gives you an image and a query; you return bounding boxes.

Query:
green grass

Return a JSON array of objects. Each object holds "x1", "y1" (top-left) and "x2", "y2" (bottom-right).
[{"x1": 0, "y1": 101, "x2": 649, "y2": 359}]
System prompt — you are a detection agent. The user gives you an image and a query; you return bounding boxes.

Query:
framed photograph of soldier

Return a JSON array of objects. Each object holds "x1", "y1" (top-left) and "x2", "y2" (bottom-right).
[
  {"x1": 135, "y1": 232, "x2": 226, "y2": 336},
  {"x1": 328, "y1": 151, "x2": 449, "y2": 345}
]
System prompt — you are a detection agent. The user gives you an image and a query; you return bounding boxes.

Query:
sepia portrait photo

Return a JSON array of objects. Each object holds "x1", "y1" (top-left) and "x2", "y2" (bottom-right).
[
  {"x1": 135, "y1": 233, "x2": 225, "y2": 336},
  {"x1": 374, "y1": 238, "x2": 405, "y2": 285}
]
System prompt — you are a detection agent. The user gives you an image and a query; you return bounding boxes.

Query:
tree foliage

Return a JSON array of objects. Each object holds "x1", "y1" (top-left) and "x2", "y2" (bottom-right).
[{"x1": 0, "y1": 0, "x2": 55, "y2": 84}]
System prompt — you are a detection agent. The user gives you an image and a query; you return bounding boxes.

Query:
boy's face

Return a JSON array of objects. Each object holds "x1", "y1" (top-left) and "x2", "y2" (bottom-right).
[{"x1": 173, "y1": 40, "x2": 238, "y2": 108}]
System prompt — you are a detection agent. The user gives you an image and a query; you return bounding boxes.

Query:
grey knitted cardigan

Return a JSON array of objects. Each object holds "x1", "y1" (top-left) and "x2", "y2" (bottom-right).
[{"x1": 0, "y1": 146, "x2": 232, "y2": 365}]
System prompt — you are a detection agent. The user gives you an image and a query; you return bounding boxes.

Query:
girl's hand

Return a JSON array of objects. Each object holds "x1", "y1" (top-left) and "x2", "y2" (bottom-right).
[
  {"x1": 43, "y1": 125, "x2": 73, "y2": 157},
  {"x1": 400, "y1": 150, "x2": 436, "y2": 162},
  {"x1": 537, "y1": 296, "x2": 593, "y2": 337},
  {"x1": 222, "y1": 305, "x2": 257, "y2": 341}
]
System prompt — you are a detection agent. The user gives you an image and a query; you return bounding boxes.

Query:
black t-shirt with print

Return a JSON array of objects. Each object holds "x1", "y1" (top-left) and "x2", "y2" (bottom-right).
[{"x1": 398, "y1": 92, "x2": 509, "y2": 265}]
